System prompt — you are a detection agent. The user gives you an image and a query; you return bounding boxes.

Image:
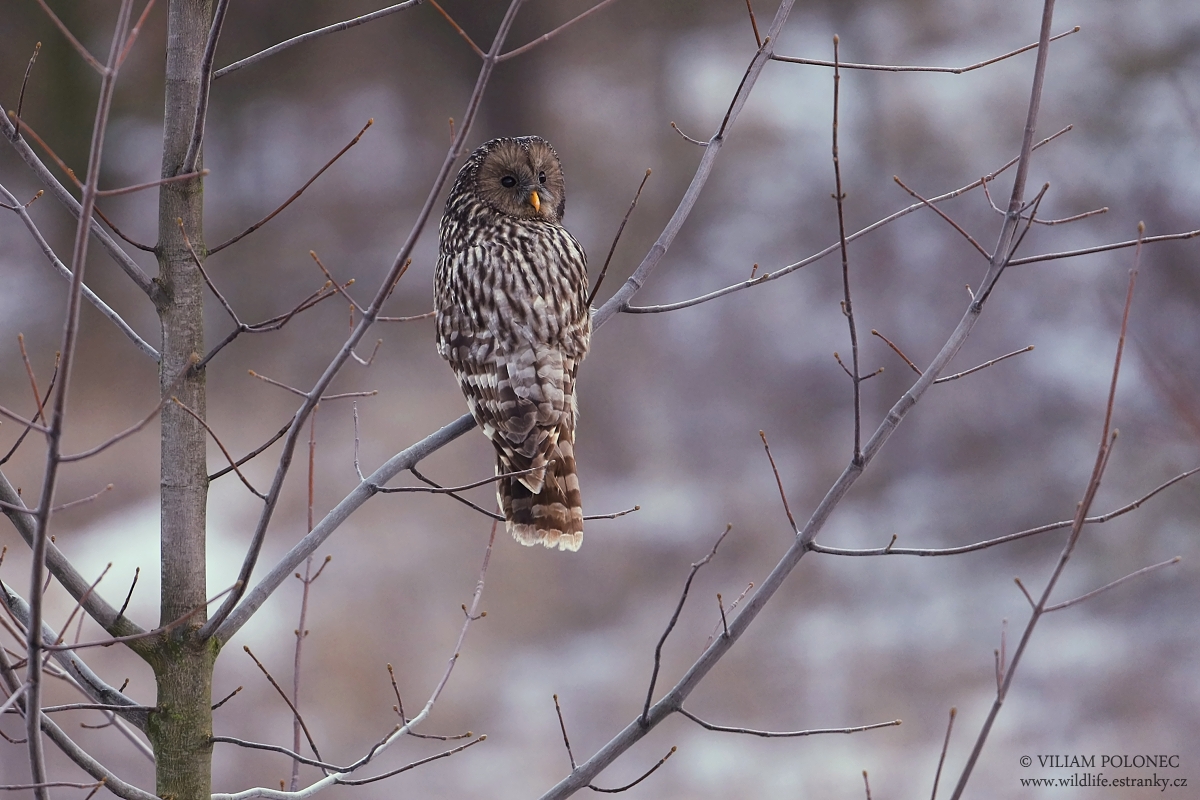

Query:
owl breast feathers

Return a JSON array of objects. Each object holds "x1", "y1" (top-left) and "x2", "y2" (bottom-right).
[{"x1": 434, "y1": 136, "x2": 591, "y2": 551}]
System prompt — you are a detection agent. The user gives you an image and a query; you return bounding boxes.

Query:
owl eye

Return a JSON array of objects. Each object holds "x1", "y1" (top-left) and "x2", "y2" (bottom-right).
[
  {"x1": 501, "y1": 175, "x2": 517, "y2": 188},
  {"x1": 538, "y1": 171, "x2": 547, "y2": 184}
]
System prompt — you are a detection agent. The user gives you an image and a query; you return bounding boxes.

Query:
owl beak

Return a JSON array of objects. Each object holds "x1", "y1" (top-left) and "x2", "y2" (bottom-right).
[{"x1": 530, "y1": 190, "x2": 541, "y2": 214}]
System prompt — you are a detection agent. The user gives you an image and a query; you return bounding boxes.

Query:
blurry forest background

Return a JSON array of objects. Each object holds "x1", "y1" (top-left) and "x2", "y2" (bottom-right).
[{"x1": 2, "y1": 0, "x2": 1199, "y2": 797}]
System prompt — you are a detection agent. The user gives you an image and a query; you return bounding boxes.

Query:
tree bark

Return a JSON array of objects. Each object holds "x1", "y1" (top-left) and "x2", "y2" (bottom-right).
[{"x1": 150, "y1": 2, "x2": 215, "y2": 799}]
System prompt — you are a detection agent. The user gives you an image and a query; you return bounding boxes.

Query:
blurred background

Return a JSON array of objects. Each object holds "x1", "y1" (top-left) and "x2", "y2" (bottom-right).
[{"x1": 2, "y1": 0, "x2": 1199, "y2": 797}]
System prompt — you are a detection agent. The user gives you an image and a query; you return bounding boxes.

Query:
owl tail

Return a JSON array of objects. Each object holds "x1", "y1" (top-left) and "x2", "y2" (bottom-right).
[{"x1": 497, "y1": 439, "x2": 583, "y2": 551}]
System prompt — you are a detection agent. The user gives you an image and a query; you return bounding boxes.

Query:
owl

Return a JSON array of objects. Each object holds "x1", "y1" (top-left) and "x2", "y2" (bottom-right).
[{"x1": 435, "y1": 136, "x2": 591, "y2": 551}]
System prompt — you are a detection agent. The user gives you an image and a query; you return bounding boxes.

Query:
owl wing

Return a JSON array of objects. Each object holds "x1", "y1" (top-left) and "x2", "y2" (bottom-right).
[{"x1": 436, "y1": 241, "x2": 586, "y2": 494}]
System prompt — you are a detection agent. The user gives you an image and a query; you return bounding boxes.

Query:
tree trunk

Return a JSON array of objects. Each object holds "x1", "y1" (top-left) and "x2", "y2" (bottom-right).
[{"x1": 150, "y1": 2, "x2": 215, "y2": 799}]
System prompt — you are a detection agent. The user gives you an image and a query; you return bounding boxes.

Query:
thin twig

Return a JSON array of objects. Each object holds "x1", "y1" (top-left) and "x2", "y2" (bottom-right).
[
  {"x1": 1044, "y1": 556, "x2": 1181, "y2": 612},
  {"x1": 497, "y1": 0, "x2": 624, "y2": 62},
  {"x1": 831, "y1": 36, "x2": 863, "y2": 463},
  {"x1": 332, "y1": 736, "x2": 487, "y2": 786},
  {"x1": 211, "y1": 686, "x2": 242, "y2": 711},
  {"x1": 948, "y1": 215, "x2": 1140, "y2": 800},
  {"x1": 930, "y1": 708, "x2": 956, "y2": 800},
  {"x1": 115, "y1": 569, "x2": 139, "y2": 621},
  {"x1": 678, "y1": 708, "x2": 900, "y2": 738},
  {"x1": 182, "y1": 0, "x2": 233, "y2": 174},
  {"x1": 41, "y1": 582, "x2": 241, "y2": 652},
  {"x1": 243, "y1": 646, "x2": 324, "y2": 766},
  {"x1": 1006, "y1": 228, "x2": 1200, "y2": 267},
  {"x1": 61, "y1": 357, "x2": 194, "y2": 462},
  {"x1": 376, "y1": 464, "x2": 546, "y2": 495},
  {"x1": 744, "y1": 0, "x2": 762, "y2": 46},
  {"x1": 771, "y1": 26, "x2": 1079, "y2": 73},
  {"x1": 808, "y1": 466, "x2": 1200, "y2": 557},
  {"x1": 214, "y1": 1, "x2": 423, "y2": 78},
  {"x1": 213, "y1": 523, "x2": 498, "y2": 800},
  {"x1": 24, "y1": 5, "x2": 140, "y2": 787},
  {"x1": 0, "y1": 180, "x2": 159, "y2": 360},
  {"x1": 33, "y1": 0, "x2": 105, "y2": 72},
  {"x1": 211, "y1": 737, "x2": 340, "y2": 772},
  {"x1": 586, "y1": 747, "x2": 677, "y2": 793},
  {"x1": 621, "y1": 126, "x2": 1075, "y2": 315},
  {"x1": 172, "y1": 399, "x2": 266, "y2": 499},
  {"x1": 641, "y1": 526, "x2": 732, "y2": 726},
  {"x1": 97, "y1": 170, "x2": 207, "y2": 197},
  {"x1": 894, "y1": 175, "x2": 991, "y2": 259},
  {"x1": 759, "y1": 431, "x2": 797, "y2": 532},
  {"x1": 428, "y1": 0, "x2": 485, "y2": 57},
  {"x1": 705, "y1": 582, "x2": 753, "y2": 647},
  {"x1": 587, "y1": 169, "x2": 652, "y2": 307},
  {"x1": 1, "y1": 108, "x2": 160, "y2": 299},
  {"x1": 871, "y1": 330, "x2": 922, "y2": 376},
  {"x1": 18, "y1": 334, "x2": 47, "y2": 424},
  {"x1": 0, "y1": 355, "x2": 59, "y2": 466},
  {"x1": 115, "y1": 0, "x2": 159, "y2": 68},
  {"x1": 554, "y1": 694, "x2": 578, "y2": 769},
  {"x1": 210, "y1": 120, "x2": 374, "y2": 254},
  {"x1": 669, "y1": 121, "x2": 708, "y2": 147},
  {"x1": 14, "y1": 42, "x2": 42, "y2": 141},
  {"x1": 209, "y1": 422, "x2": 291, "y2": 481},
  {"x1": 933, "y1": 346, "x2": 1034, "y2": 384}
]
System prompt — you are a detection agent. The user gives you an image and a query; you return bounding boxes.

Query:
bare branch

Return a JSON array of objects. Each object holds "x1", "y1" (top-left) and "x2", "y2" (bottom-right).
[
  {"x1": 214, "y1": 1, "x2": 424, "y2": 79},
  {"x1": 1006, "y1": 228, "x2": 1200, "y2": 266},
  {"x1": 498, "y1": 0, "x2": 624, "y2": 62},
  {"x1": 933, "y1": 345, "x2": 1034, "y2": 384},
  {"x1": 210, "y1": 120, "x2": 374, "y2": 254},
  {"x1": 61, "y1": 357, "x2": 193, "y2": 461},
  {"x1": 210, "y1": 737, "x2": 339, "y2": 772},
  {"x1": 759, "y1": 431, "x2": 797, "y2": 533},
  {"x1": 554, "y1": 694, "x2": 578, "y2": 769},
  {"x1": 0, "y1": 181, "x2": 158, "y2": 361},
  {"x1": 831, "y1": 36, "x2": 864, "y2": 462},
  {"x1": 871, "y1": 330, "x2": 922, "y2": 376},
  {"x1": 33, "y1": 0, "x2": 105, "y2": 72},
  {"x1": 809, "y1": 467, "x2": 1199, "y2": 558},
  {"x1": 669, "y1": 121, "x2": 708, "y2": 147},
  {"x1": 13, "y1": 42, "x2": 42, "y2": 141},
  {"x1": 678, "y1": 708, "x2": 901, "y2": 738},
  {"x1": 97, "y1": 169, "x2": 207, "y2": 197},
  {"x1": 209, "y1": 422, "x2": 291, "y2": 482},
  {"x1": 744, "y1": 0, "x2": 762, "y2": 47},
  {"x1": 1045, "y1": 556, "x2": 1181, "y2": 612},
  {"x1": 641, "y1": 525, "x2": 732, "y2": 726},
  {"x1": 211, "y1": 685, "x2": 242, "y2": 711},
  {"x1": 585, "y1": 746, "x2": 676, "y2": 794},
  {"x1": 428, "y1": 0, "x2": 485, "y2": 58},
  {"x1": 212, "y1": 525, "x2": 497, "y2": 800},
  {"x1": 332, "y1": 736, "x2": 487, "y2": 786},
  {"x1": 894, "y1": 175, "x2": 991, "y2": 259},
  {"x1": 930, "y1": 708, "x2": 957, "y2": 800},
  {"x1": 171, "y1": 399, "x2": 266, "y2": 500},
  {"x1": 588, "y1": 168, "x2": 651, "y2": 307},
  {"x1": 771, "y1": 26, "x2": 1079, "y2": 73},
  {"x1": 182, "y1": 0, "x2": 233, "y2": 174},
  {"x1": 36, "y1": 582, "x2": 238, "y2": 653},
  {"x1": 622, "y1": 126, "x2": 1075, "y2": 315},
  {"x1": 948, "y1": 215, "x2": 1139, "y2": 799},
  {"x1": 243, "y1": 646, "x2": 324, "y2": 766},
  {"x1": 115, "y1": 0, "x2": 159, "y2": 68}
]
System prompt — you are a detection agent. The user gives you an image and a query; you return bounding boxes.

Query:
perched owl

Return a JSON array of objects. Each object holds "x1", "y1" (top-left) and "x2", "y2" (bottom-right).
[{"x1": 435, "y1": 136, "x2": 591, "y2": 551}]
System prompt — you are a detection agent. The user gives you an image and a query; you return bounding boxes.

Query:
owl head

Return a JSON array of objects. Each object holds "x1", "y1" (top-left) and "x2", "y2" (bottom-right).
[{"x1": 457, "y1": 136, "x2": 568, "y2": 224}]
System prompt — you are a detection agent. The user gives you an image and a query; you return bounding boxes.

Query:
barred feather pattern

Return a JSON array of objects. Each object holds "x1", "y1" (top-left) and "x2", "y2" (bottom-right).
[{"x1": 435, "y1": 137, "x2": 591, "y2": 551}]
